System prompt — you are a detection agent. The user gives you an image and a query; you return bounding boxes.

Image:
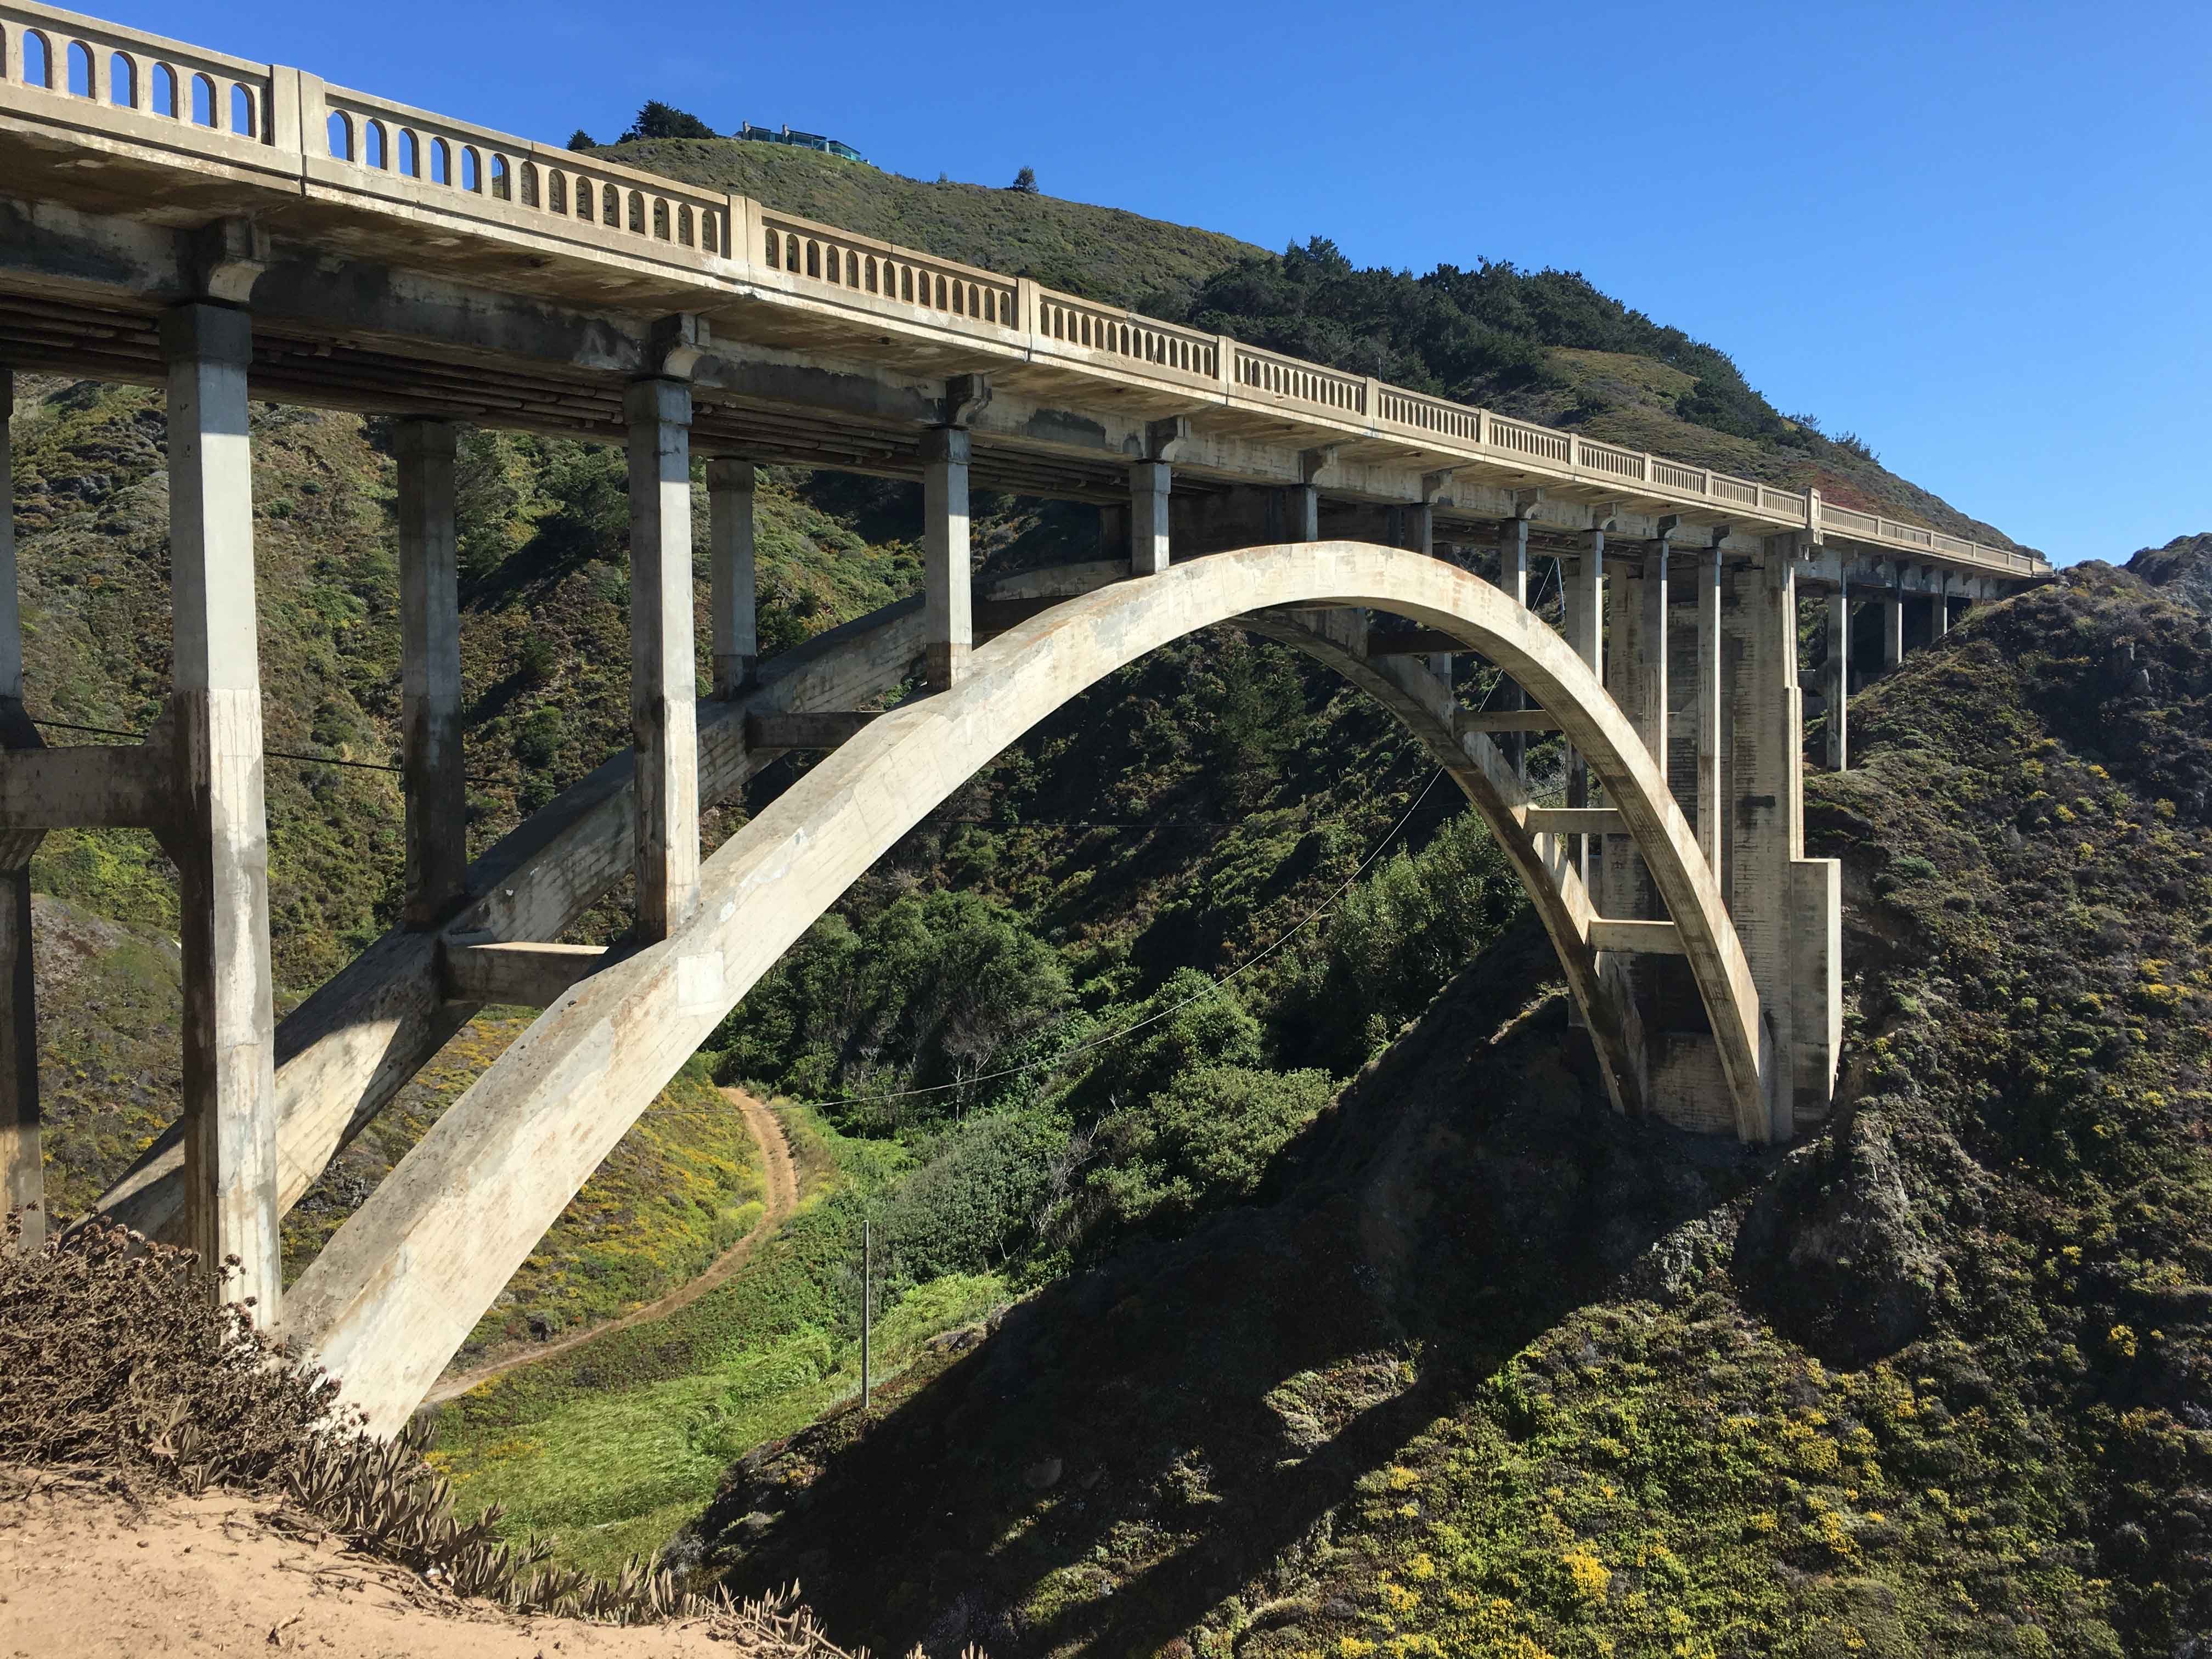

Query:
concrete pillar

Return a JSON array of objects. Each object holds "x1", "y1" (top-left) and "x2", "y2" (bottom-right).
[
  {"x1": 394, "y1": 420, "x2": 466, "y2": 931},
  {"x1": 1933, "y1": 572, "x2": 1950, "y2": 639},
  {"x1": 921, "y1": 427, "x2": 972, "y2": 690},
  {"x1": 1, "y1": 363, "x2": 41, "y2": 1251},
  {"x1": 162, "y1": 303, "x2": 280, "y2": 1313},
  {"x1": 1130, "y1": 461, "x2": 1170, "y2": 576},
  {"x1": 1722, "y1": 542, "x2": 1813, "y2": 1142},
  {"x1": 1637, "y1": 539, "x2": 1670, "y2": 779},
  {"x1": 1695, "y1": 544, "x2": 1723, "y2": 874},
  {"x1": 625, "y1": 377, "x2": 700, "y2": 941},
  {"x1": 1883, "y1": 581, "x2": 1905, "y2": 669},
  {"x1": 1291, "y1": 483, "x2": 1319, "y2": 543},
  {"x1": 1495, "y1": 516, "x2": 1530, "y2": 778},
  {"x1": 1825, "y1": 582, "x2": 1850, "y2": 771},
  {"x1": 1601, "y1": 548, "x2": 1643, "y2": 919},
  {"x1": 1564, "y1": 529, "x2": 1603, "y2": 877},
  {"x1": 708, "y1": 460, "x2": 758, "y2": 695}
]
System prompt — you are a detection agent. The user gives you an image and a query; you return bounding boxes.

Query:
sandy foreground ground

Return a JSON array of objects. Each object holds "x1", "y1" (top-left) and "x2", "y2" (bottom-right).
[{"x1": 0, "y1": 1477, "x2": 742, "y2": 1658}]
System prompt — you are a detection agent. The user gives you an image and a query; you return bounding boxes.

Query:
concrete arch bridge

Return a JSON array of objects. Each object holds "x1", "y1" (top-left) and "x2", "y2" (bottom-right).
[{"x1": 0, "y1": 1, "x2": 2048, "y2": 1431}]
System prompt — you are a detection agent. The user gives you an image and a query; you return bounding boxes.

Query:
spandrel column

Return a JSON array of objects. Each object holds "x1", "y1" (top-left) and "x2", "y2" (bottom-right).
[
  {"x1": 626, "y1": 377, "x2": 701, "y2": 940},
  {"x1": 0, "y1": 363, "x2": 41, "y2": 1251},
  {"x1": 395, "y1": 419, "x2": 466, "y2": 929},
  {"x1": 922, "y1": 427, "x2": 972, "y2": 690},
  {"x1": 708, "y1": 460, "x2": 758, "y2": 696}
]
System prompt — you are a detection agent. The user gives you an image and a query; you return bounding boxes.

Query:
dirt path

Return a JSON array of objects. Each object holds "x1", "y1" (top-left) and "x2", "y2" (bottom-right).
[{"x1": 426, "y1": 1090, "x2": 799, "y2": 1406}]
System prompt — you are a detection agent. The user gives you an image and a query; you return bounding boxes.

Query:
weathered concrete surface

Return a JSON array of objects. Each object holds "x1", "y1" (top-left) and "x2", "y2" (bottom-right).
[
  {"x1": 626, "y1": 377, "x2": 700, "y2": 941},
  {"x1": 1, "y1": 362, "x2": 43, "y2": 1250},
  {"x1": 1129, "y1": 462, "x2": 1170, "y2": 576},
  {"x1": 707, "y1": 460, "x2": 758, "y2": 695},
  {"x1": 921, "y1": 427, "x2": 972, "y2": 689},
  {"x1": 0, "y1": 743, "x2": 170, "y2": 829},
  {"x1": 284, "y1": 540, "x2": 1768, "y2": 1432},
  {"x1": 395, "y1": 419, "x2": 466, "y2": 930},
  {"x1": 442, "y1": 941, "x2": 610, "y2": 1007},
  {"x1": 163, "y1": 301, "x2": 280, "y2": 1317}
]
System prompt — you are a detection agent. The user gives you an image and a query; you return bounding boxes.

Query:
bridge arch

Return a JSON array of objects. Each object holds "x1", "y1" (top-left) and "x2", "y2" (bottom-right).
[{"x1": 287, "y1": 540, "x2": 1766, "y2": 1431}]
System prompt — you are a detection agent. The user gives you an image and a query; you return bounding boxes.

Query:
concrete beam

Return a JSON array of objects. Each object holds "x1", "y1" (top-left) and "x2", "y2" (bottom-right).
[
  {"x1": 1528, "y1": 806, "x2": 1623, "y2": 837},
  {"x1": 707, "y1": 460, "x2": 758, "y2": 695},
  {"x1": 625, "y1": 377, "x2": 700, "y2": 941},
  {"x1": 441, "y1": 940, "x2": 608, "y2": 1007},
  {"x1": 1369, "y1": 627, "x2": 1467, "y2": 657},
  {"x1": 746, "y1": 710, "x2": 880, "y2": 750},
  {"x1": 0, "y1": 743, "x2": 171, "y2": 830},
  {"x1": 1588, "y1": 918, "x2": 1685, "y2": 956},
  {"x1": 163, "y1": 301, "x2": 280, "y2": 1318},
  {"x1": 395, "y1": 419, "x2": 466, "y2": 930},
  {"x1": 1454, "y1": 709, "x2": 1562, "y2": 736}
]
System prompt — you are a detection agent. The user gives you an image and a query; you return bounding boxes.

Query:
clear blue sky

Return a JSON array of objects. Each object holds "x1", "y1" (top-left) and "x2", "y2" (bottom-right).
[{"x1": 120, "y1": 0, "x2": 2210, "y2": 564}]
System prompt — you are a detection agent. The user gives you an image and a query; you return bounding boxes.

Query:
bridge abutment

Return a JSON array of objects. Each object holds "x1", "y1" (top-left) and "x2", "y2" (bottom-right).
[{"x1": 163, "y1": 301, "x2": 282, "y2": 1314}]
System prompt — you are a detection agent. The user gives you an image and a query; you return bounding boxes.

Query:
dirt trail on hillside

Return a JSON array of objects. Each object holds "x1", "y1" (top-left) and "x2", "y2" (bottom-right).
[
  {"x1": 0, "y1": 1479, "x2": 736, "y2": 1656},
  {"x1": 427, "y1": 1090, "x2": 799, "y2": 1406}
]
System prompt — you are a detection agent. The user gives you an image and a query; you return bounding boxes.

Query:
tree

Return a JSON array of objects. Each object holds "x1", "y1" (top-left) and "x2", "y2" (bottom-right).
[
  {"x1": 566, "y1": 129, "x2": 596, "y2": 151},
  {"x1": 619, "y1": 101, "x2": 716, "y2": 143},
  {"x1": 1008, "y1": 166, "x2": 1039, "y2": 195}
]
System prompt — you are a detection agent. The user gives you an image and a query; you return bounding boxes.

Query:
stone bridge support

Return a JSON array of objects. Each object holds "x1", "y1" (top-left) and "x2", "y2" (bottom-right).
[
  {"x1": 708, "y1": 460, "x2": 759, "y2": 696},
  {"x1": 165, "y1": 301, "x2": 281, "y2": 1315},
  {"x1": 1, "y1": 363, "x2": 41, "y2": 1252}
]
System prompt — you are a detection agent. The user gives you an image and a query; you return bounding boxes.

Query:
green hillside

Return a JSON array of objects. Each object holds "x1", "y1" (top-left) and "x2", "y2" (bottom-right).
[{"x1": 584, "y1": 137, "x2": 1265, "y2": 309}]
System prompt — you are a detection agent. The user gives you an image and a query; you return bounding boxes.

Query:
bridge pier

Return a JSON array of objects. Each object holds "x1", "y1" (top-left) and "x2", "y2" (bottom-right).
[
  {"x1": 1825, "y1": 580, "x2": 1851, "y2": 771},
  {"x1": 1694, "y1": 538, "x2": 1724, "y2": 873},
  {"x1": 627, "y1": 378, "x2": 702, "y2": 940},
  {"x1": 1, "y1": 363, "x2": 41, "y2": 1251},
  {"x1": 708, "y1": 460, "x2": 759, "y2": 695},
  {"x1": 921, "y1": 426, "x2": 973, "y2": 690},
  {"x1": 1129, "y1": 461, "x2": 1171, "y2": 576},
  {"x1": 395, "y1": 420, "x2": 467, "y2": 930},
  {"x1": 1883, "y1": 576, "x2": 1906, "y2": 670},
  {"x1": 1493, "y1": 512, "x2": 1531, "y2": 778},
  {"x1": 163, "y1": 302, "x2": 281, "y2": 1314}
]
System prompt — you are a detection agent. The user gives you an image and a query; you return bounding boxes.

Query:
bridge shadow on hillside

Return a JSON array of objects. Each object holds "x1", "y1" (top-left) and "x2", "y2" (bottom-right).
[{"x1": 701, "y1": 919, "x2": 1772, "y2": 1658}]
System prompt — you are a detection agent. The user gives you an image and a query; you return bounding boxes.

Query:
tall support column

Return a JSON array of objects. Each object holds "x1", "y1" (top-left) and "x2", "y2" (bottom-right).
[
  {"x1": 922, "y1": 427, "x2": 972, "y2": 690},
  {"x1": 1883, "y1": 577, "x2": 1906, "y2": 669},
  {"x1": 1933, "y1": 571, "x2": 1950, "y2": 639},
  {"x1": 163, "y1": 303, "x2": 279, "y2": 1313},
  {"x1": 1130, "y1": 461, "x2": 1171, "y2": 576},
  {"x1": 1, "y1": 363, "x2": 41, "y2": 1250},
  {"x1": 625, "y1": 377, "x2": 699, "y2": 941},
  {"x1": 1825, "y1": 580, "x2": 1850, "y2": 771},
  {"x1": 708, "y1": 460, "x2": 758, "y2": 696},
  {"x1": 1564, "y1": 527, "x2": 1604, "y2": 879},
  {"x1": 1495, "y1": 514, "x2": 1531, "y2": 778},
  {"x1": 1695, "y1": 541, "x2": 1724, "y2": 873},
  {"x1": 394, "y1": 420, "x2": 466, "y2": 930},
  {"x1": 1601, "y1": 546, "x2": 1644, "y2": 920}
]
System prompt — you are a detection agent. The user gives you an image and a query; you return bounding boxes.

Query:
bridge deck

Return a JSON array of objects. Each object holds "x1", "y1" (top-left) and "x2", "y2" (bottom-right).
[{"x1": 0, "y1": 0, "x2": 2042, "y2": 579}]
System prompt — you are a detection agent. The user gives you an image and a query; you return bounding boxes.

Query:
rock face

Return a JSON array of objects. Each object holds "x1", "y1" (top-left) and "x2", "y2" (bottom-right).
[{"x1": 2128, "y1": 532, "x2": 2212, "y2": 615}]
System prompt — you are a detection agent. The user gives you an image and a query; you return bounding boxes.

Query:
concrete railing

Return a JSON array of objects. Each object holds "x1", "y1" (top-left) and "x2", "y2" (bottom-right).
[{"x1": 0, "y1": 0, "x2": 2047, "y2": 577}]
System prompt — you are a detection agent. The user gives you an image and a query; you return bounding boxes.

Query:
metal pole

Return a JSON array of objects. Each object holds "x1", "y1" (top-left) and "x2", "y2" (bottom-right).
[{"x1": 861, "y1": 1217, "x2": 872, "y2": 1410}]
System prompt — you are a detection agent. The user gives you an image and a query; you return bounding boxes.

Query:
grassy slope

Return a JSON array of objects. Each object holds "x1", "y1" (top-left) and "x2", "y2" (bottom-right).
[
  {"x1": 429, "y1": 1104, "x2": 1007, "y2": 1579},
  {"x1": 693, "y1": 552, "x2": 2212, "y2": 1659},
  {"x1": 581, "y1": 139, "x2": 1263, "y2": 309}
]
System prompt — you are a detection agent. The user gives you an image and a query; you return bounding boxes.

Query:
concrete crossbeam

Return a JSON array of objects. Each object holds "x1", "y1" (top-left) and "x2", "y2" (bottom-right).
[
  {"x1": 396, "y1": 419, "x2": 466, "y2": 930},
  {"x1": 0, "y1": 743, "x2": 172, "y2": 829},
  {"x1": 1588, "y1": 918, "x2": 1685, "y2": 956},
  {"x1": 626, "y1": 377, "x2": 701, "y2": 942},
  {"x1": 441, "y1": 941, "x2": 608, "y2": 1007},
  {"x1": 1528, "y1": 806, "x2": 1623, "y2": 836},
  {"x1": 1368, "y1": 628, "x2": 1467, "y2": 657},
  {"x1": 1453, "y1": 709, "x2": 1561, "y2": 735},
  {"x1": 163, "y1": 301, "x2": 280, "y2": 1318},
  {"x1": 746, "y1": 711, "x2": 880, "y2": 750}
]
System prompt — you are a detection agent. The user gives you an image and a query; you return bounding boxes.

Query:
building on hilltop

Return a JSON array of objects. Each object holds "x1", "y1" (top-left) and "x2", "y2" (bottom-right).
[{"x1": 737, "y1": 122, "x2": 868, "y2": 165}]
